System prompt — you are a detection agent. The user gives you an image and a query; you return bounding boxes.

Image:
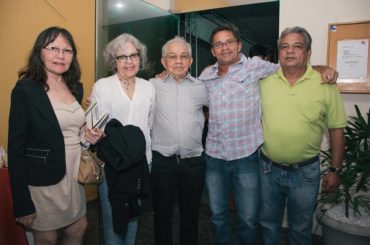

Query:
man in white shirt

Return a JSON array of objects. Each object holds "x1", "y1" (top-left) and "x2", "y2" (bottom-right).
[{"x1": 150, "y1": 36, "x2": 208, "y2": 245}]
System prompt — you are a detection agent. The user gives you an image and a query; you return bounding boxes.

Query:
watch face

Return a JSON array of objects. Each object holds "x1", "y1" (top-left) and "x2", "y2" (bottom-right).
[
  {"x1": 330, "y1": 167, "x2": 342, "y2": 176},
  {"x1": 337, "y1": 168, "x2": 343, "y2": 176}
]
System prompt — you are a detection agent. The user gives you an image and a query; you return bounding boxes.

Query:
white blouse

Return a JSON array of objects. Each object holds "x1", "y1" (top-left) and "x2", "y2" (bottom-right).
[{"x1": 92, "y1": 74, "x2": 155, "y2": 162}]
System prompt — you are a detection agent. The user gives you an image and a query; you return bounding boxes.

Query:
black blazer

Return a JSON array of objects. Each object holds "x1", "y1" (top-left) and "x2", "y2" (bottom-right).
[{"x1": 8, "y1": 80, "x2": 83, "y2": 217}]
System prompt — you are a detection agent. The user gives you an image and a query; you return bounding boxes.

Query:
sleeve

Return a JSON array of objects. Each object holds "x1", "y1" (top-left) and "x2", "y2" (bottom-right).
[
  {"x1": 325, "y1": 85, "x2": 347, "y2": 129},
  {"x1": 7, "y1": 84, "x2": 36, "y2": 217},
  {"x1": 251, "y1": 56, "x2": 279, "y2": 79},
  {"x1": 202, "y1": 84, "x2": 209, "y2": 107},
  {"x1": 148, "y1": 83, "x2": 155, "y2": 130},
  {"x1": 90, "y1": 82, "x2": 101, "y2": 106},
  {"x1": 91, "y1": 80, "x2": 111, "y2": 131}
]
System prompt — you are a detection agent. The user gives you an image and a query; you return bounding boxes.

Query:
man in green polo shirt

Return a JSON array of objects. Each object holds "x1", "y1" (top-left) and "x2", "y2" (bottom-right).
[{"x1": 259, "y1": 26, "x2": 347, "y2": 245}]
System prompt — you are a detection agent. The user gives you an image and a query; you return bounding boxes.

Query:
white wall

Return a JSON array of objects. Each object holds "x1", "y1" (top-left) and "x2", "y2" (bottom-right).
[{"x1": 280, "y1": 0, "x2": 370, "y2": 117}]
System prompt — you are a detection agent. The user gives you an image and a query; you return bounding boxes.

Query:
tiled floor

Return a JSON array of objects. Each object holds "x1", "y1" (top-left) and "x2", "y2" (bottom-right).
[{"x1": 84, "y1": 195, "x2": 324, "y2": 245}]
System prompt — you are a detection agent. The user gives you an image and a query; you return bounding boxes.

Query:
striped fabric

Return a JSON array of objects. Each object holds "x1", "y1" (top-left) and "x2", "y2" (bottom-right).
[
  {"x1": 91, "y1": 74, "x2": 155, "y2": 162},
  {"x1": 198, "y1": 54, "x2": 278, "y2": 160},
  {"x1": 150, "y1": 74, "x2": 208, "y2": 158}
]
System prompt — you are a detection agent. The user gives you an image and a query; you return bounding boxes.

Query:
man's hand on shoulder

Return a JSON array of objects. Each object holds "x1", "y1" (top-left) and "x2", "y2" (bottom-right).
[
  {"x1": 313, "y1": 65, "x2": 338, "y2": 84},
  {"x1": 155, "y1": 70, "x2": 168, "y2": 80}
]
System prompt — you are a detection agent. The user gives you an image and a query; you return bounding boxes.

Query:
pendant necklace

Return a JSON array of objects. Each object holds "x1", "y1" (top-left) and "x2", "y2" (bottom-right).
[{"x1": 118, "y1": 75, "x2": 135, "y2": 90}]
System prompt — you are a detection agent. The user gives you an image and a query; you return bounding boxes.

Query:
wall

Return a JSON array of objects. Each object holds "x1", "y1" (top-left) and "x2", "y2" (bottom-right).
[
  {"x1": 0, "y1": 0, "x2": 95, "y2": 149},
  {"x1": 280, "y1": 0, "x2": 370, "y2": 116}
]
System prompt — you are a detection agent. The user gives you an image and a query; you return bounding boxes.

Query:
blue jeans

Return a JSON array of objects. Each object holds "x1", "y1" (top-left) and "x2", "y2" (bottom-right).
[
  {"x1": 98, "y1": 176, "x2": 138, "y2": 245},
  {"x1": 205, "y1": 151, "x2": 260, "y2": 245},
  {"x1": 259, "y1": 156, "x2": 320, "y2": 245}
]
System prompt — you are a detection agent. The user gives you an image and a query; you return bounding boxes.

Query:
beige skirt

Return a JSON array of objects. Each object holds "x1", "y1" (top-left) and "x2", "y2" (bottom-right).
[{"x1": 29, "y1": 144, "x2": 86, "y2": 231}]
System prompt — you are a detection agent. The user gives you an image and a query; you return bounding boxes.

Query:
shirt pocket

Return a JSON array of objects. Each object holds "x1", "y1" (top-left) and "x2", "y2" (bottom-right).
[
  {"x1": 228, "y1": 73, "x2": 258, "y2": 97},
  {"x1": 26, "y1": 147, "x2": 51, "y2": 166}
]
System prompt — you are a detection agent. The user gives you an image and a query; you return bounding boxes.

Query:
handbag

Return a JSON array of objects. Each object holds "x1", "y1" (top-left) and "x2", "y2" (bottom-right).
[{"x1": 77, "y1": 148, "x2": 104, "y2": 184}]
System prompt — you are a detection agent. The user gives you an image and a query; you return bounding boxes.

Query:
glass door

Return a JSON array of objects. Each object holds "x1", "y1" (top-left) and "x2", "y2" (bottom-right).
[{"x1": 96, "y1": 0, "x2": 178, "y2": 80}]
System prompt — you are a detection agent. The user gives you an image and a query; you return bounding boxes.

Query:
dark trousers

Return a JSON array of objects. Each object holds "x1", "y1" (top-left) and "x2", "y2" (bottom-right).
[{"x1": 151, "y1": 151, "x2": 205, "y2": 245}]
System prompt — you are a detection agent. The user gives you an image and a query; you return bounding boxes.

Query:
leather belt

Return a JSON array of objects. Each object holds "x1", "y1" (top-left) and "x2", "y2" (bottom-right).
[
  {"x1": 261, "y1": 152, "x2": 318, "y2": 170},
  {"x1": 153, "y1": 151, "x2": 201, "y2": 164}
]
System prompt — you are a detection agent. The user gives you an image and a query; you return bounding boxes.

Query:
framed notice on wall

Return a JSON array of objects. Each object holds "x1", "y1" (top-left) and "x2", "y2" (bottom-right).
[{"x1": 327, "y1": 20, "x2": 370, "y2": 93}]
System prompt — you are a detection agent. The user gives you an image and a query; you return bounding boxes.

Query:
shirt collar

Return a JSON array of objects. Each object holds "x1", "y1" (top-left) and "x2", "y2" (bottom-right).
[
  {"x1": 276, "y1": 64, "x2": 314, "y2": 84},
  {"x1": 211, "y1": 53, "x2": 246, "y2": 70},
  {"x1": 163, "y1": 72, "x2": 196, "y2": 83},
  {"x1": 199, "y1": 53, "x2": 246, "y2": 81}
]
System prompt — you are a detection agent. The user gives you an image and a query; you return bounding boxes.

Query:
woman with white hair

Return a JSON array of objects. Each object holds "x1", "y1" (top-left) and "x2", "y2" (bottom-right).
[{"x1": 91, "y1": 33, "x2": 155, "y2": 245}]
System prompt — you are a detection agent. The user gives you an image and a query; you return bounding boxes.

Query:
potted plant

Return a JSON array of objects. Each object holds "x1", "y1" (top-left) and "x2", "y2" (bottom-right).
[{"x1": 316, "y1": 104, "x2": 370, "y2": 245}]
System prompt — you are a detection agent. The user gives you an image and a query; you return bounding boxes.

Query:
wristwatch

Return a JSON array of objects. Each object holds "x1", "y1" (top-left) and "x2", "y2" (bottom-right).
[{"x1": 329, "y1": 166, "x2": 343, "y2": 177}]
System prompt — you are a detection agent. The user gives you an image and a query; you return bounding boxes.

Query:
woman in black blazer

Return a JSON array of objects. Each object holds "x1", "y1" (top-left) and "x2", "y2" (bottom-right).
[{"x1": 8, "y1": 27, "x2": 102, "y2": 244}]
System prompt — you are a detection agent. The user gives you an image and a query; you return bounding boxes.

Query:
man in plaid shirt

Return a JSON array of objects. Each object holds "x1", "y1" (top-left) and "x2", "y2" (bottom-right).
[{"x1": 198, "y1": 25, "x2": 278, "y2": 245}]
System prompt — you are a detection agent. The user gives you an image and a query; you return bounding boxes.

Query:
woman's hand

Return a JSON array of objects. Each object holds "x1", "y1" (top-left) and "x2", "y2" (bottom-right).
[
  {"x1": 16, "y1": 213, "x2": 37, "y2": 227},
  {"x1": 0, "y1": 147, "x2": 7, "y2": 168},
  {"x1": 85, "y1": 96, "x2": 92, "y2": 108},
  {"x1": 84, "y1": 128, "x2": 104, "y2": 145}
]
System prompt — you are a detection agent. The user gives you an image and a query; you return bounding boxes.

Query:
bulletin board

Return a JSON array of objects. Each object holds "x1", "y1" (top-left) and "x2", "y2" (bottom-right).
[{"x1": 327, "y1": 20, "x2": 370, "y2": 93}]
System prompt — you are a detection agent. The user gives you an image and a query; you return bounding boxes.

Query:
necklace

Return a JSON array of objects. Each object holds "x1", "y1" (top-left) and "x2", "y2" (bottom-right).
[{"x1": 118, "y1": 75, "x2": 135, "y2": 90}]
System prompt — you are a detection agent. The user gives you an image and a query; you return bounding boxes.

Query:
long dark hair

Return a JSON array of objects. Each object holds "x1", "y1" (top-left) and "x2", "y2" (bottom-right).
[{"x1": 18, "y1": 26, "x2": 81, "y2": 96}]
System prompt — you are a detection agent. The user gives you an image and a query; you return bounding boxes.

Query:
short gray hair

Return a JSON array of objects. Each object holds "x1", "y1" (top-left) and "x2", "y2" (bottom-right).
[
  {"x1": 103, "y1": 33, "x2": 147, "y2": 72},
  {"x1": 162, "y1": 36, "x2": 192, "y2": 58},
  {"x1": 278, "y1": 26, "x2": 312, "y2": 51}
]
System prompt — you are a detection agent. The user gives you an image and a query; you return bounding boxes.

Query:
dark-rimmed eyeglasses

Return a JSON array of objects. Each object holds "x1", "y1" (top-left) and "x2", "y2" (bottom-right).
[
  {"x1": 115, "y1": 53, "x2": 140, "y2": 63},
  {"x1": 212, "y1": 40, "x2": 238, "y2": 49}
]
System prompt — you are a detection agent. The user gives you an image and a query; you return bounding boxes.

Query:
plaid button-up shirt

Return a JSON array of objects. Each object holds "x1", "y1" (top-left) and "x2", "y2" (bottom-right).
[{"x1": 198, "y1": 54, "x2": 278, "y2": 160}]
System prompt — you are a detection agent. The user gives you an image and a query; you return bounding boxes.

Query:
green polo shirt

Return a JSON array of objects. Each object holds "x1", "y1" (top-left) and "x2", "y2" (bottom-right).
[{"x1": 260, "y1": 65, "x2": 347, "y2": 163}]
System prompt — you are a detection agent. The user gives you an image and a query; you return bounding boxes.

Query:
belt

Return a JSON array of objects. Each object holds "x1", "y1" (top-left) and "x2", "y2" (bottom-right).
[
  {"x1": 153, "y1": 151, "x2": 201, "y2": 164},
  {"x1": 260, "y1": 152, "x2": 318, "y2": 170}
]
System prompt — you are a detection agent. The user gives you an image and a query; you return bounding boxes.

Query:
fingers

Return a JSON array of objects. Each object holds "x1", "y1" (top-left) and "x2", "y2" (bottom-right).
[
  {"x1": 321, "y1": 69, "x2": 338, "y2": 84},
  {"x1": 84, "y1": 128, "x2": 104, "y2": 144},
  {"x1": 16, "y1": 213, "x2": 36, "y2": 227},
  {"x1": 333, "y1": 71, "x2": 338, "y2": 81},
  {"x1": 85, "y1": 96, "x2": 92, "y2": 107},
  {"x1": 321, "y1": 179, "x2": 329, "y2": 192},
  {"x1": 321, "y1": 173, "x2": 340, "y2": 193},
  {"x1": 156, "y1": 70, "x2": 169, "y2": 80}
]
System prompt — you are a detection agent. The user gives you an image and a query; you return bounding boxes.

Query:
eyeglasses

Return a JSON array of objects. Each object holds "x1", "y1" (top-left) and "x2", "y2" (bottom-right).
[
  {"x1": 115, "y1": 53, "x2": 140, "y2": 63},
  {"x1": 43, "y1": 46, "x2": 74, "y2": 56},
  {"x1": 165, "y1": 54, "x2": 191, "y2": 62},
  {"x1": 212, "y1": 40, "x2": 238, "y2": 49}
]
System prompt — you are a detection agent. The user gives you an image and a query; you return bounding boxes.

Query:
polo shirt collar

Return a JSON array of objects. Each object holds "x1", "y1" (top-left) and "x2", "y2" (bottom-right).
[{"x1": 276, "y1": 64, "x2": 314, "y2": 84}]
